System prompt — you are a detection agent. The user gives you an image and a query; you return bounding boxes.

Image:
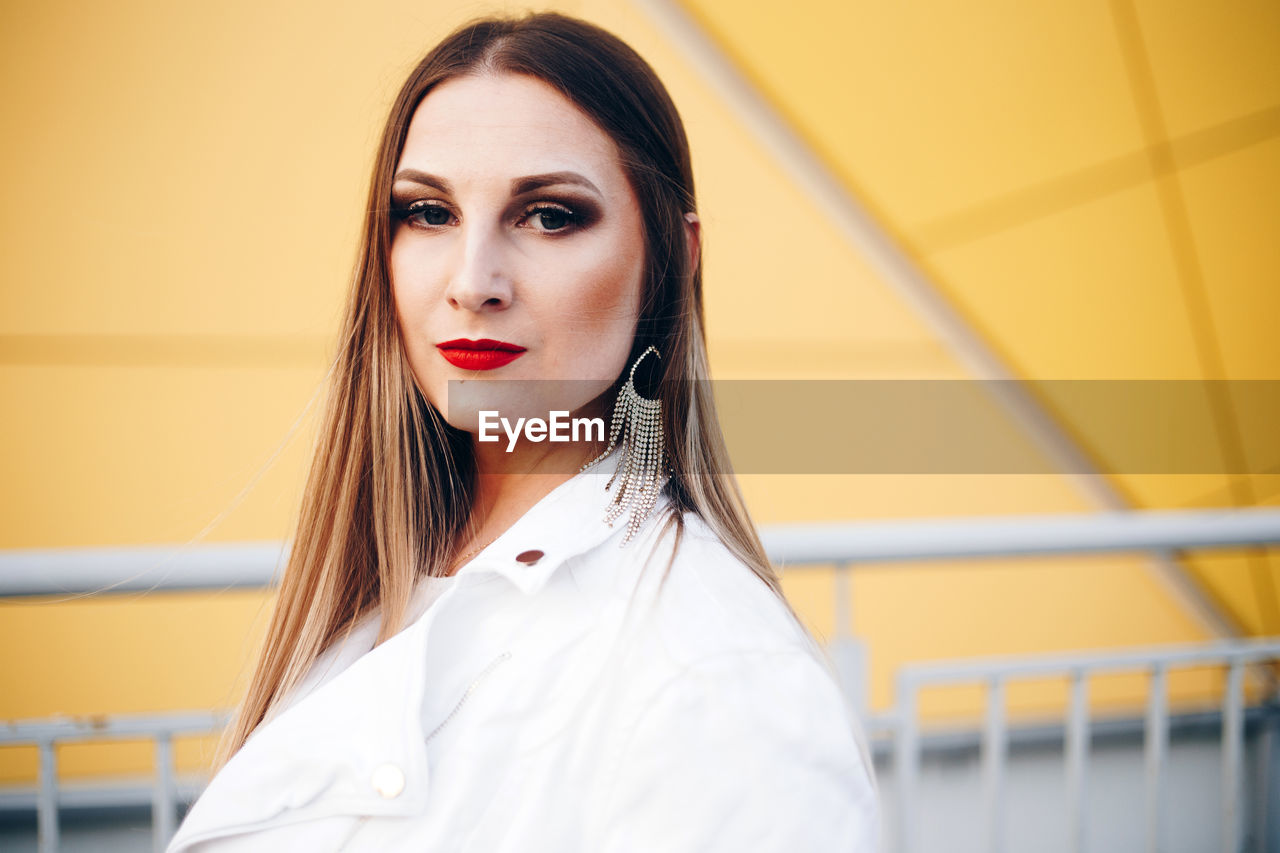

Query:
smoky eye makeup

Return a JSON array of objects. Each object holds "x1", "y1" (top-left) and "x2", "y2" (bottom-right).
[
  {"x1": 389, "y1": 187, "x2": 604, "y2": 232},
  {"x1": 388, "y1": 187, "x2": 437, "y2": 214},
  {"x1": 523, "y1": 194, "x2": 602, "y2": 227}
]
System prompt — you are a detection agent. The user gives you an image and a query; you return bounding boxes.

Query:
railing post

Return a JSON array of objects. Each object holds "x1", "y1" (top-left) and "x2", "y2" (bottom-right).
[
  {"x1": 829, "y1": 562, "x2": 869, "y2": 718},
  {"x1": 36, "y1": 737, "x2": 59, "y2": 853},
  {"x1": 1144, "y1": 664, "x2": 1168, "y2": 853},
  {"x1": 982, "y1": 676, "x2": 1008, "y2": 853},
  {"x1": 1222, "y1": 660, "x2": 1244, "y2": 853},
  {"x1": 1267, "y1": 700, "x2": 1280, "y2": 853},
  {"x1": 154, "y1": 731, "x2": 177, "y2": 853},
  {"x1": 1065, "y1": 669, "x2": 1090, "y2": 853},
  {"x1": 833, "y1": 561, "x2": 852, "y2": 639},
  {"x1": 894, "y1": 673, "x2": 919, "y2": 853}
]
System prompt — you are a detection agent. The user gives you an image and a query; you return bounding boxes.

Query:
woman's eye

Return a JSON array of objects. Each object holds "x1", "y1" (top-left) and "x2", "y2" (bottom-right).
[
  {"x1": 521, "y1": 203, "x2": 582, "y2": 233},
  {"x1": 420, "y1": 205, "x2": 453, "y2": 226},
  {"x1": 412, "y1": 202, "x2": 454, "y2": 227},
  {"x1": 394, "y1": 201, "x2": 455, "y2": 229},
  {"x1": 392, "y1": 199, "x2": 586, "y2": 233}
]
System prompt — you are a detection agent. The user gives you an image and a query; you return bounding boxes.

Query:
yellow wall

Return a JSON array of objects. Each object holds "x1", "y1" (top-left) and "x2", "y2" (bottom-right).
[{"x1": 2, "y1": 0, "x2": 1277, "y2": 781}]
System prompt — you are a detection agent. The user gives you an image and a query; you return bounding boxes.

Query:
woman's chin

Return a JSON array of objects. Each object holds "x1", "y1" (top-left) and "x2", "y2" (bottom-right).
[{"x1": 434, "y1": 377, "x2": 612, "y2": 431}]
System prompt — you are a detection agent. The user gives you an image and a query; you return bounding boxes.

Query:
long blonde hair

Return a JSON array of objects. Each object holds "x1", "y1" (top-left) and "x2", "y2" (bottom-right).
[{"x1": 214, "y1": 10, "x2": 813, "y2": 769}]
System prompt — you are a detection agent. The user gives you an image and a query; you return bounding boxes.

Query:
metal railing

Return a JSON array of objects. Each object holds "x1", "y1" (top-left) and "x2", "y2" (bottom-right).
[
  {"x1": 890, "y1": 639, "x2": 1280, "y2": 853},
  {"x1": 2, "y1": 506, "x2": 1279, "y2": 851},
  {"x1": 758, "y1": 506, "x2": 1280, "y2": 853},
  {"x1": 758, "y1": 506, "x2": 1280, "y2": 725},
  {"x1": 0, "y1": 711, "x2": 226, "y2": 853}
]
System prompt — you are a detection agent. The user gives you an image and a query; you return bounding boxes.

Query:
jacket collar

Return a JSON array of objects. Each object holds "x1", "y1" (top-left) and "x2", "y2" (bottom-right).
[
  {"x1": 168, "y1": 445, "x2": 671, "y2": 850},
  {"x1": 454, "y1": 444, "x2": 671, "y2": 595},
  {"x1": 169, "y1": 605, "x2": 440, "y2": 850}
]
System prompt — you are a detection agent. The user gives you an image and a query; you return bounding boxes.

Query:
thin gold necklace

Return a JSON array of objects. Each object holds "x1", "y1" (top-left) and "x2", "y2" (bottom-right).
[{"x1": 450, "y1": 535, "x2": 497, "y2": 572}]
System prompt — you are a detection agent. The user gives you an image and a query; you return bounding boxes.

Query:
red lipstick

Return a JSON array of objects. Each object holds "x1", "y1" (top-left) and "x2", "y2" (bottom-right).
[{"x1": 435, "y1": 338, "x2": 526, "y2": 370}]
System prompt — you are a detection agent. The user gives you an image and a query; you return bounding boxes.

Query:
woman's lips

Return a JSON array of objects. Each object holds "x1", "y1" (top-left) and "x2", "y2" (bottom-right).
[{"x1": 435, "y1": 338, "x2": 526, "y2": 371}]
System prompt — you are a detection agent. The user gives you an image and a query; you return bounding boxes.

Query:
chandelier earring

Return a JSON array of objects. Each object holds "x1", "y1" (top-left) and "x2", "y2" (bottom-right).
[{"x1": 579, "y1": 345, "x2": 666, "y2": 545}]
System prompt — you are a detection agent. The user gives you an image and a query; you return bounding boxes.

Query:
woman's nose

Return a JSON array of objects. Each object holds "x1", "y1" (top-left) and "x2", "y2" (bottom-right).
[{"x1": 443, "y1": 221, "x2": 513, "y2": 313}]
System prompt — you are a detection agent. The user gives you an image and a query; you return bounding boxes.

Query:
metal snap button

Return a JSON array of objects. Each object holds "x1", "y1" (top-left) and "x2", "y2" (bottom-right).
[
  {"x1": 371, "y1": 763, "x2": 405, "y2": 799},
  {"x1": 515, "y1": 549, "x2": 544, "y2": 566}
]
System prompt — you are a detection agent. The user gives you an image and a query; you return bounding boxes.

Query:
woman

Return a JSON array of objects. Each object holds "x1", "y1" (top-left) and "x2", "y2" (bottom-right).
[{"x1": 168, "y1": 10, "x2": 878, "y2": 852}]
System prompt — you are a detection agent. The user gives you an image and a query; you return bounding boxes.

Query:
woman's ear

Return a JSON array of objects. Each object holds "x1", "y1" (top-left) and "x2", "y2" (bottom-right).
[{"x1": 683, "y1": 212, "x2": 701, "y2": 272}]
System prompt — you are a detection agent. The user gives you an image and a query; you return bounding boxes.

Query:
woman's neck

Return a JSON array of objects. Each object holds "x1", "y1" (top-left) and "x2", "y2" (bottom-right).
[
  {"x1": 448, "y1": 388, "x2": 615, "y2": 570},
  {"x1": 450, "y1": 436, "x2": 604, "y2": 571}
]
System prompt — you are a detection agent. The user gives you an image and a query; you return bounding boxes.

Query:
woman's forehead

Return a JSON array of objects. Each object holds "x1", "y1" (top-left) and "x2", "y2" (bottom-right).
[{"x1": 396, "y1": 73, "x2": 621, "y2": 184}]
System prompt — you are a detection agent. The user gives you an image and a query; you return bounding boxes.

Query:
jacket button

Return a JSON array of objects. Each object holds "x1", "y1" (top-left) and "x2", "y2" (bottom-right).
[
  {"x1": 515, "y1": 549, "x2": 544, "y2": 566},
  {"x1": 371, "y1": 763, "x2": 405, "y2": 799}
]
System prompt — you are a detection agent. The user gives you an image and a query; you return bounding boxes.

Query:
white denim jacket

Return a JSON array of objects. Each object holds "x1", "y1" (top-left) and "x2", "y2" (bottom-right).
[{"x1": 167, "y1": 450, "x2": 880, "y2": 852}]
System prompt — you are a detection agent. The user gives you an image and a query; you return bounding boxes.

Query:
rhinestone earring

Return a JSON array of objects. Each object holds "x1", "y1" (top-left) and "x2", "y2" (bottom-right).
[{"x1": 580, "y1": 345, "x2": 666, "y2": 545}]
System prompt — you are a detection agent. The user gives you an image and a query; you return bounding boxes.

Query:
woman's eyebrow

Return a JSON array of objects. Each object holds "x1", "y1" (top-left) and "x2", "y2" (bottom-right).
[
  {"x1": 392, "y1": 169, "x2": 452, "y2": 193},
  {"x1": 392, "y1": 169, "x2": 602, "y2": 198},
  {"x1": 511, "y1": 171, "x2": 602, "y2": 198}
]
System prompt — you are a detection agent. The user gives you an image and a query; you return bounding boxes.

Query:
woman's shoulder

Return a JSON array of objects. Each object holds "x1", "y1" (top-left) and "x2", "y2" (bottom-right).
[
  {"x1": 621, "y1": 506, "x2": 821, "y2": 670},
  {"x1": 270, "y1": 573, "x2": 458, "y2": 719},
  {"x1": 584, "y1": 509, "x2": 880, "y2": 851}
]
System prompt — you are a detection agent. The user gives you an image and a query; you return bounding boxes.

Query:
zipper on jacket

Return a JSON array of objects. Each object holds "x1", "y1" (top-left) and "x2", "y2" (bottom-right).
[
  {"x1": 424, "y1": 651, "x2": 512, "y2": 744},
  {"x1": 335, "y1": 815, "x2": 370, "y2": 852}
]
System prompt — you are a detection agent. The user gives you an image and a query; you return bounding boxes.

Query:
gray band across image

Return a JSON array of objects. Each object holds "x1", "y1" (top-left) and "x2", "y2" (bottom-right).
[{"x1": 446, "y1": 379, "x2": 1280, "y2": 474}]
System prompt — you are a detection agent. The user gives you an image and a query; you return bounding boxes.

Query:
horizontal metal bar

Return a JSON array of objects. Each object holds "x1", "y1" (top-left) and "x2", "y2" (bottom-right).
[
  {"x1": 1, "y1": 711, "x2": 228, "y2": 746},
  {"x1": 3, "y1": 508, "x2": 1278, "y2": 597},
  {"x1": 897, "y1": 638, "x2": 1280, "y2": 686},
  {"x1": 0, "y1": 776, "x2": 212, "y2": 813},
  {"x1": 761, "y1": 507, "x2": 1280, "y2": 565},
  {"x1": 0, "y1": 542, "x2": 287, "y2": 597},
  {"x1": 862, "y1": 704, "x2": 1280, "y2": 763}
]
